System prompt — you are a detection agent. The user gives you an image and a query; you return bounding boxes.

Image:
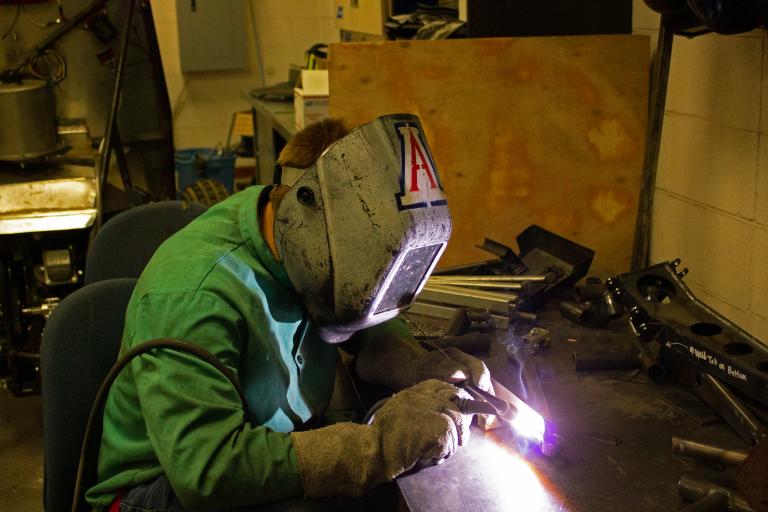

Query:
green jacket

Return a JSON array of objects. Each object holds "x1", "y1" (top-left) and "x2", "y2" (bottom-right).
[{"x1": 86, "y1": 185, "x2": 408, "y2": 509}]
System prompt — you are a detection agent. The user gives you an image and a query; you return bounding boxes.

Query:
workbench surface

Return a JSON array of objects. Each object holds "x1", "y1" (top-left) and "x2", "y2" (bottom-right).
[{"x1": 398, "y1": 301, "x2": 746, "y2": 512}]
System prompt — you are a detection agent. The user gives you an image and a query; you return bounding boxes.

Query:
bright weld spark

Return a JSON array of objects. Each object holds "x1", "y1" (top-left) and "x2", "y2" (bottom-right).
[{"x1": 509, "y1": 403, "x2": 546, "y2": 445}]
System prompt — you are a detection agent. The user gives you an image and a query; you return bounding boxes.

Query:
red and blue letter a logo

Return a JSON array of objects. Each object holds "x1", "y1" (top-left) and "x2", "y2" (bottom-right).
[{"x1": 395, "y1": 123, "x2": 447, "y2": 210}]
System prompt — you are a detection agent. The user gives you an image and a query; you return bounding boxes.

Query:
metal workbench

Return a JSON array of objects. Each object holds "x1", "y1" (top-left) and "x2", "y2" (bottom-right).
[{"x1": 398, "y1": 301, "x2": 745, "y2": 512}]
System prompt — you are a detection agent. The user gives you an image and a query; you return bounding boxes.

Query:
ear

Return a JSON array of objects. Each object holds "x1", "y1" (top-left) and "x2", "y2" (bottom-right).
[{"x1": 269, "y1": 185, "x2": 292, "y2": 212}]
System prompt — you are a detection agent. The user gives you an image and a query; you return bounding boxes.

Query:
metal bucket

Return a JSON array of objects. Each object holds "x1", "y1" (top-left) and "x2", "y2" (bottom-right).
[{"x1": 0, "y1": 79, "x2": 59, "y2": 161}]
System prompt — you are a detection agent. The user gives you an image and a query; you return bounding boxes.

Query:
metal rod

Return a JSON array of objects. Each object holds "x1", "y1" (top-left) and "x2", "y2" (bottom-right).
[
  {"x1": 678, "y1": 474, "x2": 754, "y2": 512},
  {"x1": 98, "y1": 0, "x2": 137, "y2": 226},
  {"x1": 407, "y1": 301, "x2": 509, "y2": 329},
  {"x1": 431, "y1": 275, "x2": 546, "y2": 282},
  {"x1": 428, "y1": 279, "x2": 524, "y2": 291},
  {"x1": 672, "y1": 437, "x2": 748, "y2": 467},
  {"x1": 418, "y1": 286, "x2": 514, "y2": 315},
  {"x1": 631, "y1": 21, "x2": 675, "y2": 270},
  {"x1": 424, "y1": 283, "x2": 518, "y2": 301},
  {"x1": 698, "y1": 373, "x2": 767, "y2": 446}
]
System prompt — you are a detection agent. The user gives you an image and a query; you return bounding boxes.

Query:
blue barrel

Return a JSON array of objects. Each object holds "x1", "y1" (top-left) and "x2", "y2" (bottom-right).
[{"x1": 174, "y1": 148, "x2": 236, "y2": 197}]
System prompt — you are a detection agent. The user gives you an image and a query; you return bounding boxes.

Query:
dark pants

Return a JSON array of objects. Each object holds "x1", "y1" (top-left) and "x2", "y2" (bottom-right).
[{"x1": 119, "y1": 475, "x2": 395, "y2": 512}]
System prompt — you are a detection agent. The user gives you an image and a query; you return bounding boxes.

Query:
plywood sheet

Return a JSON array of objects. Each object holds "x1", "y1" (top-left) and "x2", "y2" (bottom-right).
[{"x1": 329, "y1": 36, "x2": 649, "y2": 275}]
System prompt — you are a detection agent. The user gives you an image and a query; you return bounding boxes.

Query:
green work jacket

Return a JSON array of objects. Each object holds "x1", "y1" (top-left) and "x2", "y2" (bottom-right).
[{"x1": 86, "y1": 185, "x2": 407, "y2": 509}]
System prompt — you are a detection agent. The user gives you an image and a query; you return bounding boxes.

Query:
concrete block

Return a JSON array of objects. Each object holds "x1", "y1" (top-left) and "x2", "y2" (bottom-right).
[
  {"x1": 691, "y1": 284, "x2": 752, "y2": 333},
  {"x1": 750, "y1": 227, "x2": 768, "y2": 320},
  {"x1": 632, "y1": 0, "x2": 660, "y2": 31},
  {"x1": 699, "y1": 209, "x2": 754, "y2": 310},
  {"x1": 658, "y1": 112, "x2": 758, "y2": 219},
  {"x1": 758, "y1": 134, "x2": 768, "y2": 226},
  {"x1": 748, "y1": 314, "x2": 768, "y2": 343},
  {"x1": 650, "y1": 191, "x2": 707, "y2": 281},
  {"x1": 666, "y1": 34, "x2": 762, "y2": 132},
  {"x1": 763, "y1": 30, "x2": 768, "y2": 135}
]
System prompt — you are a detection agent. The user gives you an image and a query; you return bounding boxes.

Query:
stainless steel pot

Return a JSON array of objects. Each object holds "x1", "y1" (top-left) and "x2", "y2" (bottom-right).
[{"x1": 0, "y1": 79, "x2": 59, "y2": 161}]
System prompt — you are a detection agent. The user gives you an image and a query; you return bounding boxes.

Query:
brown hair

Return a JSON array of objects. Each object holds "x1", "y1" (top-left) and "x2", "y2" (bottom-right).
[{"x1": 277, "y1": 118, "x2": 350, "y2": 169}]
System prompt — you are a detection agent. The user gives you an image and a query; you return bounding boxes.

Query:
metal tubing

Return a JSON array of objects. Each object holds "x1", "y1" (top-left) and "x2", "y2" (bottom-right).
[
  {"x1": 424, "y1": 283, "x2": 518, "y2": 301},
  {"x1": 631, "y1": 22, "x2": 675, "y2": 270},
  {"x1": 678, "y1": 474, "x2": 755, "y2": 512},
  {"x1": 512, "y1": 310, "x2": 539, "y2": 323},
  {"x1": 672, "y1": 437, "x2": 748, "y2": 467},
  {"x1": 98, "y1": 0, "x2": 137, "y2": 228},
  {"x1": 559, "y1": 300, "x2": 594, "y2": 324},
  {"x1": 431, "y1": 275, "x2": 546, "y2": 282},
  {"x1": 697, "y1": 373, "x2": 767, "y2": 446},
  {"x1": 573, "y1": 350, "x2": 641, "y2": 371},
  {"x1": 407, "y1": 301, "x2": 510, "y2": 329},
  {"x1": 419, "y1": 286, "x2": 515, "y2": 315},
  {"x1": 445, "y1": 307, "x2": 470, "y2": 336},
  {"x1": 428, "y1": 279, "x2": 525, "y2": 291},
  {"x1": 636, "y1": 341, "x2": 666, "y2": 382}
]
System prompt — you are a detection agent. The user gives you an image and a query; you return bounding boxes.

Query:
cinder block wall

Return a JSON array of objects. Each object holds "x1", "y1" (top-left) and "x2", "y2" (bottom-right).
[
  {"x1": 151, "y1": 0, "x2": 339, "y2": 148},
  {"x1": 633, "y1": 0, "x2": 768, "y2": 340}
]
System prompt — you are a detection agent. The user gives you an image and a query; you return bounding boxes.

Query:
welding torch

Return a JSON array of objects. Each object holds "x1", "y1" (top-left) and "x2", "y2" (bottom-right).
[{"x1": 456, "y1": 384, "x2": 517, "y2": 422}]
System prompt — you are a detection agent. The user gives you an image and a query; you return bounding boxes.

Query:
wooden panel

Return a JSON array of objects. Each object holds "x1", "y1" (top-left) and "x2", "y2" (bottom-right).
[{"x1": 329, "y1": 36, "x2": 649, "y2": 276}]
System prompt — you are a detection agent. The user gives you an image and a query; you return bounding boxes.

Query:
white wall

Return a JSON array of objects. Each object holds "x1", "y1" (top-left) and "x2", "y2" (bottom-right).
[
  {"x1": 152, "y1": 0, "x2": 339, "y2": 149},
  {"x1": 633, "y1": 0, "x2": 768, "y2": 340}
]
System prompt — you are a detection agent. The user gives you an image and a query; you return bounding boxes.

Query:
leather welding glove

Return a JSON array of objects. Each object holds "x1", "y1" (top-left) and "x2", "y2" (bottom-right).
[
  {"x1": 290, "y1": 379, "x2": 472, "y2": 498},
  {"x1": 355, "y1": 324, "x2": 492, "y2": 392}
]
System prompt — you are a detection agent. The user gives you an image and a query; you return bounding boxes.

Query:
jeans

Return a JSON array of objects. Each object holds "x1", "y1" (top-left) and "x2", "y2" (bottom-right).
[{"x1": 118, "y1": 475, "x2": 395, "y2": 512}]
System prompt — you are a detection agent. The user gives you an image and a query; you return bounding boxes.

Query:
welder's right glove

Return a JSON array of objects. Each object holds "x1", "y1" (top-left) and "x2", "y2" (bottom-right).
[{"x1": 290, "y1": 379, "x2": 471, "y2": 498}]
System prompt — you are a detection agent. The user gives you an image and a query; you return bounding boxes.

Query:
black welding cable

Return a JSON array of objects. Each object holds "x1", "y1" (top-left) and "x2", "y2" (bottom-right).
[{"x1": 70, "y1": 338, "x2": 249, "y2": 512}]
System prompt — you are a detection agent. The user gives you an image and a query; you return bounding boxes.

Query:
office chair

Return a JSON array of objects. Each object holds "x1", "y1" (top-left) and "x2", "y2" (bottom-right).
[
  {"x1": 85, "y1": 201, "x2": 207, "y2": 284},
  {"x1": 41, "y1": 278, "x2": 137, "y2": 511}
]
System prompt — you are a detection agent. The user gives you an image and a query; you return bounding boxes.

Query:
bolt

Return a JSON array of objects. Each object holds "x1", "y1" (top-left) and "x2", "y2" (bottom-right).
[
  {"x1": 297, "y1": 187, "x2": 314, "y2": 205},
  {"x1": 296, "y1": 355, "x2": 304, "y2": 365}
]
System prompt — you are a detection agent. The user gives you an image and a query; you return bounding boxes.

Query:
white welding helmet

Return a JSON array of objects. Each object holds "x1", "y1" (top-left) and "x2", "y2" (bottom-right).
[{"x1": 274, "y1": 114, "x2": 451, "y2": 343}]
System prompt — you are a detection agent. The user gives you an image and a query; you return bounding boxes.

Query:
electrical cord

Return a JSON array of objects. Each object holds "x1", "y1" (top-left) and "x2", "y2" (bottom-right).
[
  {"x1": 70, "y1": 338, "x2": 249, "y2": 512},
  {"x1": 28, "y1": 49, "x2": 67, "y2": 83},
  {"x1": 2, "y1": 6, "x2": 21, "y2": 40}
]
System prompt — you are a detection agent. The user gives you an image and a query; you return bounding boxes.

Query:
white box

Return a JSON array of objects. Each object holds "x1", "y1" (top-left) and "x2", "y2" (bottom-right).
[{"x1": 294, "y1": 70, "x2": 329, "y2": 131}]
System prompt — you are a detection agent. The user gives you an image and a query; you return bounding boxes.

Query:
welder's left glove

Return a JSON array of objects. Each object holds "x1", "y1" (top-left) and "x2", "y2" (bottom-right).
[{"x1": 355, "y1": 320, "x2": 492, "y2": 393}]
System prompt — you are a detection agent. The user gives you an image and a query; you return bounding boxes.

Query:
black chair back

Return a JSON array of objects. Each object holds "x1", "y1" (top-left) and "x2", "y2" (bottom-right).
[
  {"x1": 85, "y1": 201, "x2": 207, "y2": 284},
  {"x1": 41, "y1": 278, "x2": 137, "y2": 511}
]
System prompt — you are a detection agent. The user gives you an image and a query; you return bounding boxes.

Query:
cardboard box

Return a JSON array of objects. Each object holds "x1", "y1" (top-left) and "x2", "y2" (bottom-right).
[{"x1": 294, "y1": 70, "x2": 329, "y2": 131}]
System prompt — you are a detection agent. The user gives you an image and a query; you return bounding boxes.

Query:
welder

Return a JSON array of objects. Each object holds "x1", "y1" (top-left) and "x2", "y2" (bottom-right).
[{"x1": 86, "y1": 114, "x2": 492, "y2": 511}]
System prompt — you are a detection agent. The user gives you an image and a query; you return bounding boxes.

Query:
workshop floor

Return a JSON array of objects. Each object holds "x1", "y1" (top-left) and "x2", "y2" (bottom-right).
[{"x1": 0, "y1": 391, "x2": 44, "y2": 512}]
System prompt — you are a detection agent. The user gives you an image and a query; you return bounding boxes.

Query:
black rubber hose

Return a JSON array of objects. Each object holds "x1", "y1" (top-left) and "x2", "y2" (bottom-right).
[{"x1": 70, "y1": 338, "x2": 248, "y2": 512}]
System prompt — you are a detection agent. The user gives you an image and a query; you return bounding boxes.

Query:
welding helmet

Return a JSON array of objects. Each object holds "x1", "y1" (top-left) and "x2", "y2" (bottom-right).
[{"x1": 274, "y1": 114, "x2": 451, "y2": 343}]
